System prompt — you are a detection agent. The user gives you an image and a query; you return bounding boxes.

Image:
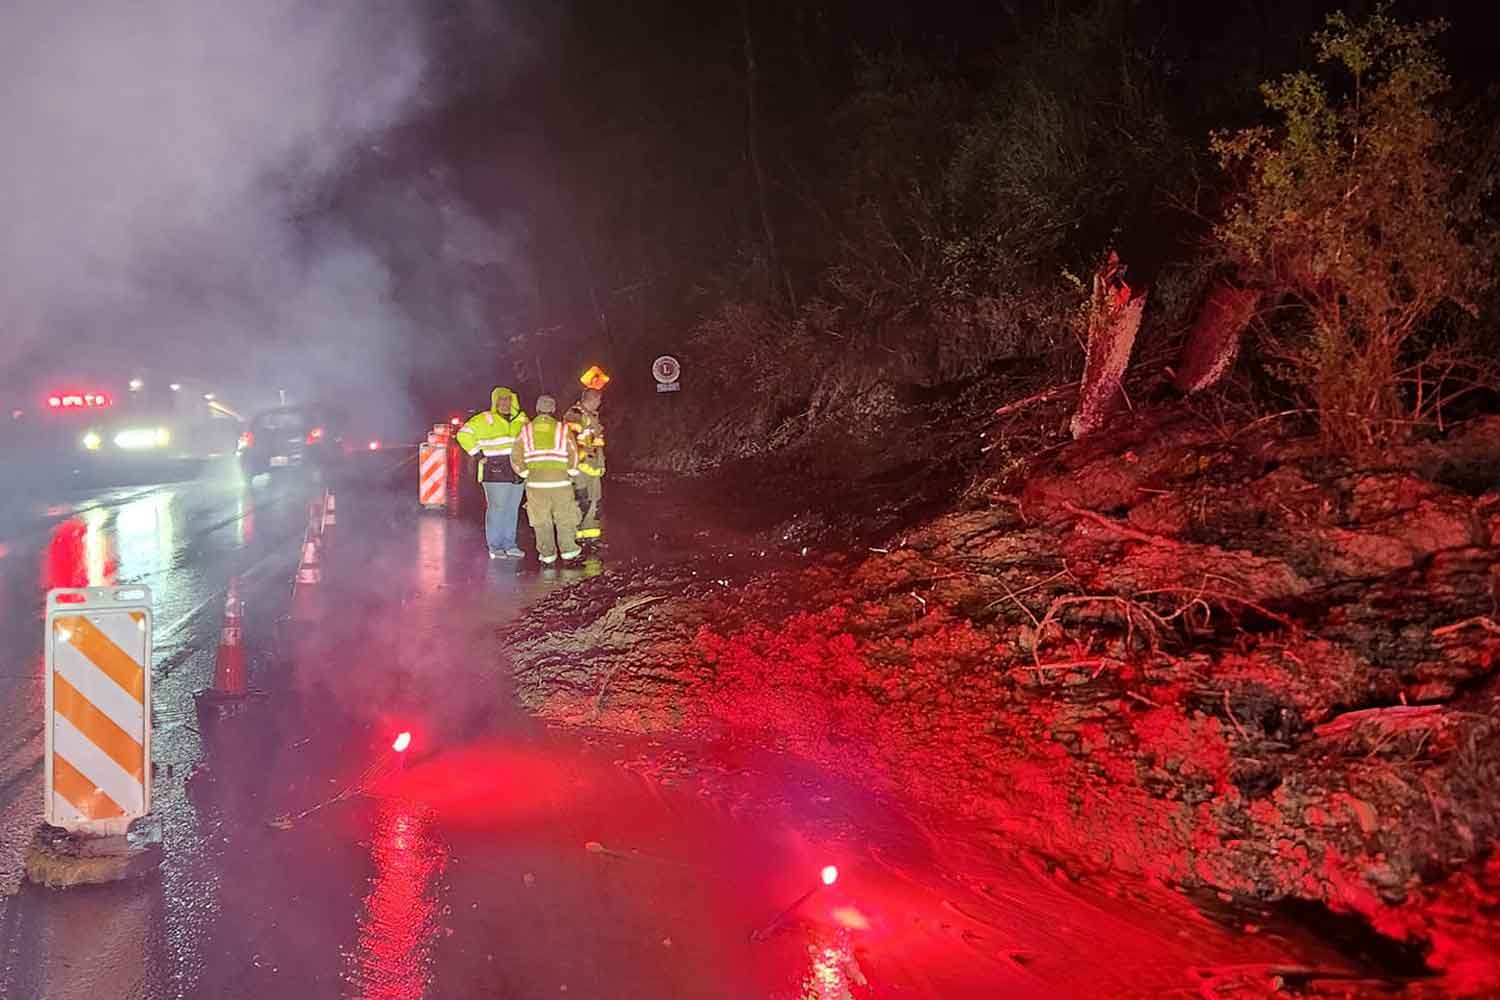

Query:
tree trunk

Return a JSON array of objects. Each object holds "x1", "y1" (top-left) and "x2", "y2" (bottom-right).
[
  {"x1": 1174, "y1": 284, "x2": 1261, "y2": 394},
  {"x1": 1071, "y1": 254, "x2": 1146, "y2": 439},
  {"x1": 740, "y1": 0, "x2": 794, "y2": 311}
]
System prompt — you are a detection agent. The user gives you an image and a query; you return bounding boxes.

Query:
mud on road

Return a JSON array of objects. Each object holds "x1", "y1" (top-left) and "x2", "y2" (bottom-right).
[{"x1": 509, "y1": 407, "x2": 1500, "y2": 997}]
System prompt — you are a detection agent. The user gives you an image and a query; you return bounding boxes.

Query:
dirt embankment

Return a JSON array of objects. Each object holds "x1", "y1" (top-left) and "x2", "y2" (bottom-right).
[{"x1": 508, "y1": 406, "x2": 1500, "y2": 996}]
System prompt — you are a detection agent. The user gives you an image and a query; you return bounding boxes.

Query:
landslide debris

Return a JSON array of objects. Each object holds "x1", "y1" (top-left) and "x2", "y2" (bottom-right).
[{"x1": 508, "y1": 406, "x2": 1500, "y2": 995}]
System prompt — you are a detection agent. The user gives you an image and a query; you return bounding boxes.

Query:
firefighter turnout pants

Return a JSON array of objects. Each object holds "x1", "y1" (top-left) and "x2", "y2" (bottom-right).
[
  {"x1": 576, "y1": 473, "x2": 603, "y2": 540},
  {"x1": 526, "y1": 485, "x2": 581, "y2": 561}
]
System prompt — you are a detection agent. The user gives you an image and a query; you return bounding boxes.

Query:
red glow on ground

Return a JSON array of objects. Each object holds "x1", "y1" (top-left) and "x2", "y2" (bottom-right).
[
  {"x1": 42, "y1": 518, "x2": 115, "y2": 589},
  {"x1": 830, "y1": 906, "x2": 869, "y2": 931},
  {"x1": 802, "y1": 937, "x2": 863, "y2": 1000},
  {"x1": 821, "y1": 864, "x2": 839, "y2": 886},
  {"x1": 392, "y1": 731, "x2": 412, "y2": 753},
  {"x1": 374, "y1": 740, "x2": 604, "y2": 830},
  {"x1": 352, "y1": 803, "x2": 448, "y2": 1000}
]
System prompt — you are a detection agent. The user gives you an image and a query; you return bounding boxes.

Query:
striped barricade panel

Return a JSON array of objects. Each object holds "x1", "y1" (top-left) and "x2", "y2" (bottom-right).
[
  {"x1": 419, "y1": 443, "x2": 447, "y2": 507},
  {"x1": 45, "y1": 587, "x2": 152, "y2": 835}
]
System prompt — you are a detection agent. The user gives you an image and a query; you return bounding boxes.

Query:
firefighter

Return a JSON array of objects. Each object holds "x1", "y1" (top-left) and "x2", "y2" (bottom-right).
[
  {"x1": 511, "y1": 395, "x2": 582, "y2": 564},
  {"x1": 563, "y1": 388, "x2": 605, "y2": 545},
  {"x1": 455, "y1": 386, "x2": 528, "y2": 559}
]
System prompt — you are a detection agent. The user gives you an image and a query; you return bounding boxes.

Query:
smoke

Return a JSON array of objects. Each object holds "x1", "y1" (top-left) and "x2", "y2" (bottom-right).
[{"x1": 0, "y1": 0, "x2": 463, "y2": 424}]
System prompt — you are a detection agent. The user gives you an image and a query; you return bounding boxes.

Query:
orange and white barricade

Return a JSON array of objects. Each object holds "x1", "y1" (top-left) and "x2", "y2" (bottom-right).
[
  {"x1": 419, "y1": 440, "x2": 447, "y2": 508},
  {"x1": 45, "y1": 586, "x2": 152, "y2": 835}
]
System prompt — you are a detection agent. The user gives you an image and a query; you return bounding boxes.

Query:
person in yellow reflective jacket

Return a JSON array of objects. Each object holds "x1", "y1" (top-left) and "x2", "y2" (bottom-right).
[
  {"x1": 563, "y1": 388, "x2": 605, "y2": 545},
  {"x1": 455, "y1": 386, "x2": 528, "y2": 559},
  {"x1": 510, "y1": 394, "x2": 582, "y2": 564}
]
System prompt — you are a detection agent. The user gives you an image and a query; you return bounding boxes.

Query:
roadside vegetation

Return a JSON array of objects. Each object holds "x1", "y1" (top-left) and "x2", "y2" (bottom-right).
[
  {"x1": 512, "y1": 2, "x2": 1498, "y2": 469},
  {"x1": 504, "y1": 6, "x2": 1500, "y2": 991}
]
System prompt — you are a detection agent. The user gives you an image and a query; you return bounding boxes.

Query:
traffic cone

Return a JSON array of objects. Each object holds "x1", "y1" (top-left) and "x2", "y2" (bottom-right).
[
  {"x1": 287, "y1": 529, "x2": 322, "y2": 623},
  {"x1": 195, "y1": 578, "x2": 255, "y2": 716},
  {"x1": 214, "y1": 580, "x2": 247, "y2": 695}
]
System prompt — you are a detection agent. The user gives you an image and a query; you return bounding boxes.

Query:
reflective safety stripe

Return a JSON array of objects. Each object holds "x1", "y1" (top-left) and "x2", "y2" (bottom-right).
[
  {"x1": 578, "y1": 463, "x2": 603, "y2": 476},
  {"x1": 518, "y1": 424, "x2": 569, "y2": 462},
  {"x1": 475, "y1": 436, "x2": 515, "y2": 447},
  {"x1": 576, "y1": 527, "x2": 602, "y2": 539},
  {"x1": 524, "y1": 480, "x2": 574, "y2": 489}
]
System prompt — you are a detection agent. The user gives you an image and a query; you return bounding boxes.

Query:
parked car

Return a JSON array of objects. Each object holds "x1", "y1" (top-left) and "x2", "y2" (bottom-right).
[{"x1": 238, "y1": 404, "x2": 352, "y2": 479}]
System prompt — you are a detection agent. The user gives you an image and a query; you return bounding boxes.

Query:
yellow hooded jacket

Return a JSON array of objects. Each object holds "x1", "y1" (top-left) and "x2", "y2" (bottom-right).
[{"x1": 455, "y1": 386, "x2": 529, "y2": 483}]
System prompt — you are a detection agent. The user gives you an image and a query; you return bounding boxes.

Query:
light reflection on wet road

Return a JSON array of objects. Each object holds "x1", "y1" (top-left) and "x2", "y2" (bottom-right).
[
  {"x1": 0, "y1": 462, "x2": 316, "y2": 999},
  {"x1": 0, "y1": 463, "x2": 1365, "y2": 999}
]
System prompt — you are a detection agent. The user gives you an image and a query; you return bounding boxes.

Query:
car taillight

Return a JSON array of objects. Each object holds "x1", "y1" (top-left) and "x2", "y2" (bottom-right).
[
  {"x1": 305, "y1": 426, "x2": 324, "y2": 444},
  {"x1": 47, "y1": 392, "x2": 110, "y2": 409},
  {"x1": 238, "y1": 431, "x2": 254, "y2": 450}
]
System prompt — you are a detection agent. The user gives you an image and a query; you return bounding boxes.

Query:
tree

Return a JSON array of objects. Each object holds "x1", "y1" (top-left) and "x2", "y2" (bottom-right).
[{"x1": 1211, "y1": 6, "x2": 1487, "y2": 451}]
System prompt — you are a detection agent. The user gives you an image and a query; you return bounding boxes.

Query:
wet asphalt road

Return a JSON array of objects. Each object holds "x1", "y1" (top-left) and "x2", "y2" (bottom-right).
[{"x1": 0, "y1": 459, "x2": 1366, "y2": 999}]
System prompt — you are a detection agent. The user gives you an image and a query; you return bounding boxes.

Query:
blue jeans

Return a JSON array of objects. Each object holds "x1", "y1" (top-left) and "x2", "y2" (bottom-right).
[{"x1": 480, "y1": 482, "x2": 524, "y2": 552}]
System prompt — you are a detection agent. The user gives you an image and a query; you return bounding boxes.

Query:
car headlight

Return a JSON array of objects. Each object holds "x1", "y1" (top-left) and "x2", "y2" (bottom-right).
[
  {"x1": 82, "y1": 431, "x2": 102, "y2": 451},
  {"x1": 114, "y1": 427, "x2": 171, "y2": 450}
]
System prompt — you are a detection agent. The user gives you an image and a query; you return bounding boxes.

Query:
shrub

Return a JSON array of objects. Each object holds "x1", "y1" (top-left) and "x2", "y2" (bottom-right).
[{"x1": 1211, "y1": 7, "x2": 1489, "y2": 451}]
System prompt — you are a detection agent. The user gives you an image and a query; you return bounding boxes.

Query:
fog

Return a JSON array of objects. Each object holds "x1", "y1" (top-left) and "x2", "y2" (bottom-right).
[{"x1": 0, "y1": 0, "x2": 502, "y2": 429}]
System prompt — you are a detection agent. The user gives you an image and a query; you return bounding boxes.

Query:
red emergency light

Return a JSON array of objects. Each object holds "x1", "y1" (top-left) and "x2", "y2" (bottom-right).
[
  {"x1": 305, "y1": 426, "x2": 324, "y2": 444},
  {"x1": 449, "y1": 416, "x2": 461, "y2": 427},
  {"x1": 47, "y1": 392, "x2": 110, "y2": 409},
  {"x1": 392, "y1": 731, "x2": 412, "y2": 753}
]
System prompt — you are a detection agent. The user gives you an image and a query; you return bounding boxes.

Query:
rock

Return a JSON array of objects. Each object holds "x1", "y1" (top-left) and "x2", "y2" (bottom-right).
[
  {"x1": 1308, "y1": 475, "x2": 1478, "y2": 580},
  {"x1": 1062, "y1": 527, "x2": 1312, "y2": 605},
  {"x1": 1020, "y1": 409, "x2": 1223, "y2": 524},
  {"x1": 1476, "y1": 491, "x2": 1500, "y2": 548}
]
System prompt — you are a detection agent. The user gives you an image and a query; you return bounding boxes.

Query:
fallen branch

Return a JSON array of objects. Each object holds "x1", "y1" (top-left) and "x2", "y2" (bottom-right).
[
  {"x1": 1060, "y1": 501, "x2": 1187, "y2": 549},
  {"x1": 1223, "y1": 689, "x2": 1251, "y2": 742},
  {"x1": 985, "y1": 571, "x2": 1070, "y2": 624},
  {"x1": 1018, "y1": 657, "x2": 1124, "y2": 674},
  {"x1": 1432, "y1": 616, "x2": 1500, "y2": 638},
  {"x1": 994, "y1": 385, "x2": 1072, "y2": 418},
  {"x1": 1314, "y1": 705, "x2": 1448, "y2": 741},
  {"x1": 1137, "y1": 585, "x2": 1302, "y2": 633},
  {"x1": 1034, "y1": 594, "x2": 1167, "y2": 668}
]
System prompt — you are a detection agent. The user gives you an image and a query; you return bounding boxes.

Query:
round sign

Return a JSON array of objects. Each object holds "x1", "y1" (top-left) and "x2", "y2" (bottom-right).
[{"x1": 652, "y1": 355, "x2": 681, "y2": 384}]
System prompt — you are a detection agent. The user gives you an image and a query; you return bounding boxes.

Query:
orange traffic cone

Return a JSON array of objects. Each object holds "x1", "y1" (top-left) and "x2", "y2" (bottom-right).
[
  {"x1": 287, "y1": 529, "x2": 322, "y2": 623},
  {"x1": 196, "y1": 578, "x2": 256, "y2": 715},
  {"x1": 213, "y1": 580, "x2": 247, "y2": 695}
]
